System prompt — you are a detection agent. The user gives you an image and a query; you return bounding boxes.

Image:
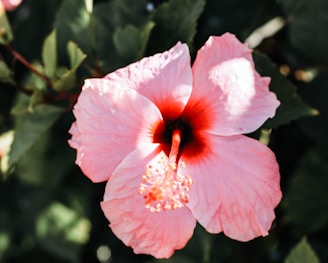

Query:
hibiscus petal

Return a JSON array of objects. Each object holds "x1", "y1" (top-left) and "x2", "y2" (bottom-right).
[
  {"x1": 105, "y1": 42, "x2": 192, "y2": 120},
  {"x1": 186, "y1": 33, "x2": 280, "y2": 135},
  {"x1": 101, "y1": 144, "x2": 196, "y2": 258},
  {"x1": 183, "y1": 134, "x2": 281, "y2": 241},
  {"x1": 69, "y1": 79, "x2": 163, "y2": 182}
]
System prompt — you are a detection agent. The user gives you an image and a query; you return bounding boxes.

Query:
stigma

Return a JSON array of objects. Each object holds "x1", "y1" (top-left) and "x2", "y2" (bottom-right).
[{"x1": 139, "y1": 129, "x2": 192, "y2": 212}]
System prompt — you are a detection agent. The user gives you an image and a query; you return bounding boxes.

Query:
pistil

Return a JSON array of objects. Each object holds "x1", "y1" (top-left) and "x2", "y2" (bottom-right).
[{"x1": 139, "y1": 129, "x2": 192, "y2": 212}]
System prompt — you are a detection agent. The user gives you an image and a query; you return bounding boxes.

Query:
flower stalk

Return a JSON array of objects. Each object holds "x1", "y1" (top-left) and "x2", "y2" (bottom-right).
[{"x1": 5, "y1": 43, "x2": 53, "y2": 87}]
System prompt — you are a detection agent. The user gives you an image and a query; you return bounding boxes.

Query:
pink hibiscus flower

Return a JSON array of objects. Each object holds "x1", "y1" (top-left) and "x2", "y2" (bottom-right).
[
  {"x1": 0, "y1": 0, "x2": 22, "y2": 11},
  {"x1": 69, "y1": 33, "x2": 282, "y2": 258}
]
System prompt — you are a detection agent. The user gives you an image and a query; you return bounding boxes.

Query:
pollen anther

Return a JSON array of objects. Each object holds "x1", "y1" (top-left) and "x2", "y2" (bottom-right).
[
  {"x1": 139, "y1": 128, "x2": 192, "y2": 212},
  {"x1": 139, "y1": 156, "x2": 192, "y2": 212}
]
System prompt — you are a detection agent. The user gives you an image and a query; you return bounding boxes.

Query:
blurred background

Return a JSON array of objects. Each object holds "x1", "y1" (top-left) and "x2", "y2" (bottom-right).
[{"x1": 0, "y1": 0, "x2": 327, "y2": 262}]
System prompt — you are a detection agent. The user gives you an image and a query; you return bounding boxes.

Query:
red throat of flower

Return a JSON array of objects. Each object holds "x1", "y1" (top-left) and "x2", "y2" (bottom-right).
[{"x1": 139, "y1": 129, "x2": 192, "y2": 212}]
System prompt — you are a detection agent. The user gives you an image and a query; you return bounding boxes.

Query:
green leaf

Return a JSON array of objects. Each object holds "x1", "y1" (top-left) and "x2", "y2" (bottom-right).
[
  {"x1": 285, "y1": 238, "x2": 320, "y2": 263},
  {"x1": 148, "y1": 0, "x2": 205, "y2": 52},
  {"x1": 138, "y1": 21, "x2": 155, "y2": 57},
  {"x1": 36, "y1": 202, "x2": 91, "y2": 262},
  {"x1": 42, "y1": 30, "x2": 57, "y2": 79},
  {"x1": 0, "y1": 232, "x2": 10, "y2": 256},
  {"x1": 54, "y1": 0, "x2": 92, "y2": 60},
  {"x1": 283, "y1": 150, "x2": 328, "y2": 233},
  {"x1": 93, "y1": 0, "x2": 149, "y2": 28},
  {"x1": 67, "y1": 41, "x2": 87, "y2": 68},
  {"x1": 253, "y1": 52, "x2": 318, "y2": 128},
  {"x1": 53, "y1": 69, "x2": 76, "y2": 91},
  {"x1": 28, "y1": 89, "x2": 46, "y2": 112},
  {"x1": 0, "y1": 60, "x2": 15, "y2": 84},
  {"x1": 92, "y1": 0, "x2": 150, "y2": 71},
  {"x1": 277, "y1": 0, "x2": 328, "y2": 62},
  {"x1": 0, "y1": 11, "x2": 13, "y2": 44},
  {"x1": 8, "y1": 97, "x2": 63, "y2": 169},
  {"x1": 20, "y1": 61, "x2": 47, "y2": 109},
  {"x1": 53, "y1": 41, "x2": 86, "y2": 91},
  {"x1": 22, "y1": 61, "x2": 47, "y2": 93},
  {"x1": 299, "y1": 73, "x2": 328, "y2": 156},
  {"x1": 15, "y1": 132, "x2": 50, "y2": 185},
  {"x1": 14, "y1": 115, "x2": 74, "y2": 186},
  {"x1": 113, "y1": 21, "x2": 155, "y2": 62}
]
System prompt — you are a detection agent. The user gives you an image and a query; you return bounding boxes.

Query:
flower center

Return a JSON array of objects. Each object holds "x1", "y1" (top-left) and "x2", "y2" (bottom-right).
[{"x1": 139, "y1": 129, "x2": 192, "y2": 212}]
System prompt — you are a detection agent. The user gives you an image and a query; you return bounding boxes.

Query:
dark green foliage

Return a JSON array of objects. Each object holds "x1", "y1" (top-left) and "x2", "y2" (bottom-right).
[
  {"x1": 8, "y1": 96, "x2": 63, "y2": 169},
  {"x1": 1, "y1": 0, "x2": 327, "y2": 262},
  {"x1": 253, "y1": 52, "x2": 317, "y2": 129},
  {"x1": 147, "y1": 0, "x2": 205, "y2": 53},
  {"x1": 283, "y1": 151, "x2": 328, "y2": 234},
  {"x1": 284, "y1": 238, "x2": 320, "y2": 263},
  {"x1": 277, "y1": 0, "x2": 328, "y2": 62}
]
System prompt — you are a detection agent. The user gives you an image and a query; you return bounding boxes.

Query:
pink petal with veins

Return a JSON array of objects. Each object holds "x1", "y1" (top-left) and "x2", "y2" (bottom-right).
[
  {"x1": 183, "y1": 133, "x2": 281, "y2": 241},
  {"x1": 184, "y1": 33, "x2": 280, "y2": 135},
  {"x1": 105, "y1": 42, "x2": 192, "y2": 120},
  {"x1": 101, "y1": 144, "x2": 196, "y2": 258},
  {"x1": 69, "y1": 79, "x2": 163, "y2": 182}
]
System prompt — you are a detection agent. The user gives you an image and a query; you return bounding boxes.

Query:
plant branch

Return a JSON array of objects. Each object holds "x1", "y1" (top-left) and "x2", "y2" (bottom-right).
[{"x1": 5, "y1": 44, "x2": 53, "y2": 87}]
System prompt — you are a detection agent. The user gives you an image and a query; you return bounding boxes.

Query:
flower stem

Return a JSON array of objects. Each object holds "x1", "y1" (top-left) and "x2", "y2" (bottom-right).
[{"x1": 5, "y1": 44, "x2": 53, "y2": 87}]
